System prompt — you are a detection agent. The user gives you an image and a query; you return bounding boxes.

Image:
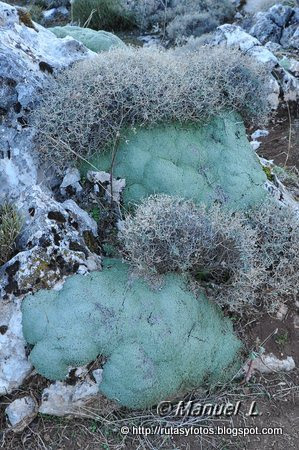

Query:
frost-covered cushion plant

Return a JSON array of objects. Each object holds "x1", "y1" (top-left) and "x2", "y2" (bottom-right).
[
  {"x1": 85, "y1": 113, "x2": 267, "y2": 209},
  {"x1": 50, "y1": 26, "x2": 126, "y2": 53},
  {"x1": 22, "y1": 259, "x2": 242, "y2": 409}
]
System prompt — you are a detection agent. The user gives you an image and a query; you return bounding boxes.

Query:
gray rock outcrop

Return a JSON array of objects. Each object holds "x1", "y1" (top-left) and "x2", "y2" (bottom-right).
[
  {"x1": 211, "y1": 24, "x2": 299, "y2": 104},
  {"x1": 245, "y1": 3, "x2": 299, "y2": 49},
  {"x1": 0, "y1": 1, "x2": 95, "y2": 202},
  {"x1": 0, "y1": 1, "x2": 99, "y2": 397}
]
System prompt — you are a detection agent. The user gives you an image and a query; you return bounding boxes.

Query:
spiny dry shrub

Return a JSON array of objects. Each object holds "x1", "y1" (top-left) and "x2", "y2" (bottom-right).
[
  {"x1": 119, "y1": 195, "x2": 299, "y2": 314},
  {"x1": 0, "y1": 203, "x2": 22, "y2": 265},
  {"x1": 245, "y1": 0, "x2": 297, "y2": 13},
  {"x1": 33, "y1": 46, "x2": 271, "y2": 172},
  {"x1": 250, "y1": 203, "x2": 299, "y2": 309},
  {"x1": 166, "y1": 12, "x2": 219, "y2": 42},
  {"x1": 72, "y1": 0, "x2": 135, "y2": 31},
  {"x1": 166, "y1": 0, "x2": 234, "y2": 42},
  {"x1": 122, "y1": 0, "x2": 164, "y2": 30},
  {"x1": 173, "y1": 33, "x2": 214, "y2": 52},
  {"x1": 118, "y1": 194, "x2": 256, "y2": 277},
  {"x1": 272, "y1": 165, "x2": 299, "y2": 198},
  {"x1": 123, "y1": 0, "x2": 235, "y2": 38},
  {"x1": 118, "y1": 194, "x2": 262, "y2": 313}
]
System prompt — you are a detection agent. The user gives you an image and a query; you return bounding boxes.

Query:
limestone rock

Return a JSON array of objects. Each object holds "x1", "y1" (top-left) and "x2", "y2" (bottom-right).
[
  {"x1": 212, "y1": 23, "x2": 261, "y2": 52},
  {"x1": 280, "y1": 24, "x2": 299, "y2": 49},
  {"x1": 243, "y1": 351, "x2": 295, "y2": 381},
  {"x1": 0, "y1": 186, "x2": 101, "y2": 299},
  {"x1": 265, "y1": 41, "x2": 282, "y2": 52},
  {"x1": 251, "y1": 129, "x2": 269, "y2": 140},
  {"x1": 60, "y1": 168, "x2": 82, "y2": 196},
  {"x1": 279, "y1": 56, "x2": 299, "y2": 77},
  {"x1": 267, "y1": 4, "x2": 293, "y2": 27},
  {"x1": 0, "y1": 1, "x2": 95, "y2": 203},
  {"x1": 278, "y1": 67, "x2": 299, "y2": 102},
  {"x1": 0, "y1": 186, "x2": 102, "y2": 392},
  {"x1": 0, "y1": 299, "x2": 32, "y2": 395},
  {"x1": 0, "y1": 15, "x2": 104, "y2": 398},
  {"x1": 250, "y1": 12, "x2": 281, "y2": 44},
  {"x1": 253, "y1": 353, "x2": 295, "y2": 373},
  {"x1": 87, "y1": 171, "x2": 126, "y2": 204},
  {"x1": 39, "y1": 377, "x2": 117, "y2": 417},
  {"x1": 5, "y1": 396, "x2": 38, "y2": 432},
  {"x1": 250, "y1": 129, "x2": 269, "y2": 151},
  {"x1": 246, "y1": 3, "x2": 299, "y2": 49},
  {"x1": 212, "y1": 24, "x2": 277, "y2": 67},
  {"x1": 250, "y1": 140, "x2": 261, "y2": 151},
  {"x1": 42, "y1": 6, "x2": 69, "y2": 22},
  {"x1": 211, "y1": 24, "x2": 299, "y2": 104},
  {"x1": 276, "y1": 303, "x2": 288, "y2": 320},
  {"x1": 259, "y1": 157, "x2": 299, "y2": 213}
]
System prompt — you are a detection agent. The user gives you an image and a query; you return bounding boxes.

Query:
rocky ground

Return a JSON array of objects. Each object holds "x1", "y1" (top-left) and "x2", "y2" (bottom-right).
[{"x1": 0, "y1": 0, "x2": 298, "y2": 449}]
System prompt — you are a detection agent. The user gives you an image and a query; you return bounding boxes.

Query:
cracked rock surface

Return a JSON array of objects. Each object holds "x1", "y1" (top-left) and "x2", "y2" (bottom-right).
[
  {"x1": 0, "y1": 1, "x2": 99, "y2": 396},
  {"x1": 211, "y1": 24, "x2": 299, "y2": 105},
  {"x1": 0, "y1": 1, "x2": 95, "y2": 202}
]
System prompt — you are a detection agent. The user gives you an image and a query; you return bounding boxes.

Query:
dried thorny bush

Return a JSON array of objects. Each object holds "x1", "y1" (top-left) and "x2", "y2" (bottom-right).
[
  {"x1": 33, "y1": 46, "x2": 271, "y2": 172},
  {"x1": 119, "y1": 195, "x2": 299, "y2": 314},
  {"x1": 250, "y1": 203, "x2": 299, "y2": 309},
  {"x1": 165, "y1": 0, "x2": 234, "y2": 42},
  {"x1": 166, "y1": 12, "x2": 219, "y2": 42},
  {"x1": 0, "y1": 203, "x2": 22, "y2": 265},
  {"x1": 123, "y1": 0, "x2": 235, "y2": 38},
  {"x1": 272, "y1": 165, "x2": 299, "y2": 198},
  {"x1": 174, "y1": 33, "x2": 214, "y2": 52},
  {"x1": 118, "y1": 195, "x2": 256, "y2": 279},
  {"x1": 118, "y1": 195, "x2": 262, "y2": 313}
]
